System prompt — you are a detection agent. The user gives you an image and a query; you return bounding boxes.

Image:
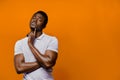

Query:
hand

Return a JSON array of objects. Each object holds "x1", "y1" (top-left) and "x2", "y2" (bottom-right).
[{"x1": 28, "y1": 28, "x2": 36, "y2": 45}]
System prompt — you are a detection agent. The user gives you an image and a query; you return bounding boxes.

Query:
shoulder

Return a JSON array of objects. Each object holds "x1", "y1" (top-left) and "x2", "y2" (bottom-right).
[
  {"x1": 15, "y1": 37, "x2": 27, "y2": 46},
  {"x1": 44, "y1": 33, "x2": 58, "y2": 52},
  {"x1": 43, "y1": 33, "x2": 58, "y2": 47},
  {"x1": 44, "y1": 33, "x2": 58, "y2": 41}
]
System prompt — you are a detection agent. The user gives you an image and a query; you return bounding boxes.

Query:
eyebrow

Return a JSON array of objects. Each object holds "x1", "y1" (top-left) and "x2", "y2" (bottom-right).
[{"x1": 32, "y1": 14, "x2": 44, "y2": 19}]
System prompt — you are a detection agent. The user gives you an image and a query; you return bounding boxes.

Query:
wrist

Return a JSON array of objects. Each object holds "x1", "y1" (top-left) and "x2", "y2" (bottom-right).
[
  {"x1": 28, "y1": 42, "x2": 34, "y2": 47},
  {"x1": 35, "y1": 61, "x2": 41, "y2": 68}
]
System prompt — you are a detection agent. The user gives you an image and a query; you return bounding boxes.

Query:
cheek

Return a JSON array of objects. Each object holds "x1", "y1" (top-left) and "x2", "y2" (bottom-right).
[
  {"x1": 37, "y1": 22, "x2": 41, "y2": 26},
  {"x1": 37, "y1": 21, "x2": 43, "y2": 25}
]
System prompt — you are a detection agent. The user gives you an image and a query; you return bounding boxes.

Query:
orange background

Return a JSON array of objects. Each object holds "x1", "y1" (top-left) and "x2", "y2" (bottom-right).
[{"x1": 0, "y1": 0, "x2": 120, "y2": 80}]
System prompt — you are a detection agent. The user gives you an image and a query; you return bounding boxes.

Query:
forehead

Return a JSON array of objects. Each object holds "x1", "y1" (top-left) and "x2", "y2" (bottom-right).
[{"x1": 33, "y1": 13, "x2": 44, "y2": 18}]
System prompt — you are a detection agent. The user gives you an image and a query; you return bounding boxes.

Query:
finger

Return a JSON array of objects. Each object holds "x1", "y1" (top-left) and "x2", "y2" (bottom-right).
[
  {"x1": 34, "y1": 28, "x2": 36, "y2": 36},
  {"x1": 28, "y1": 32, "x2": 33, "y2": 38}
]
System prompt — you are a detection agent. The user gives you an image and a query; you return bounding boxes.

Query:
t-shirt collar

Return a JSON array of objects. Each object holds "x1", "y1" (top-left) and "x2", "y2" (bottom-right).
[{"x1": 36, "y1": 32, "x2": 45, "y2": 40}]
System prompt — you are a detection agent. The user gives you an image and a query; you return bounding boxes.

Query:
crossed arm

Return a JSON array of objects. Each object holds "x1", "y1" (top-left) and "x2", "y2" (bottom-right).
[
  {"x1": 14, "y1": 54, "x2": 40, "y2": 74},
  {"x1": 14, "y1": 50, "x2": 57, "y2": 74},
  {"x1": 27, "y1": 31, "x2": 58, "y2": 69},
  {"x1": 28, "y1": 44, "x2": 58, "y2": 69},
  {"x1": 14, "y1": 32, "x2": 58, "y2": 74},
  {"x1": 14, "y1": 33, "x2": 58, "y2": 74}
]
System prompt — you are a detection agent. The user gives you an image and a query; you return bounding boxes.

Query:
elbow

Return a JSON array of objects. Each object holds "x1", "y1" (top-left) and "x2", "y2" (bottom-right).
[
  {"x1": 44, "y1": 62, "x2": 56, "y2": 69},
  {"x1": 37, "y1": 59, "x2": 56, "y2": 69},
  {"x1": 16, "y1": 69, "x2": 22, "y2": 74},
  {"x1": 17, "y1": 71, "x2": 22, "y2": 74},
  {"x1": 45, "y1": 64, "x2": 52, "y2": 69},
  {"x1": 15, "y1": 66, "x2": 23, "y2": 74}
]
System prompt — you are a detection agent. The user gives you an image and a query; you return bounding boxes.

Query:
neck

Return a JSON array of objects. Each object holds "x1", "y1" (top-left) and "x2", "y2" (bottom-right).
[
  {"x1": 29, "y1": 30, "x2": 43, "y2": 38},
  {"x1": 35, "y1": 31, "x2": 43, "y2": 38}
]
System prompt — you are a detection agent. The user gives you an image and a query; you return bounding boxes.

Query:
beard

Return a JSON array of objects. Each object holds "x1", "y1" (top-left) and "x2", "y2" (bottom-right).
[{"x1": 30, "y1": 22, "x2": 44, "y2": 32}]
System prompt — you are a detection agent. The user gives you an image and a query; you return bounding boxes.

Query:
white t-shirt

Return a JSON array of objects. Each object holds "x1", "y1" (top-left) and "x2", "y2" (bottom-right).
[{"x1": 14, "y1": 33, "x2": 58, "y2": 80}]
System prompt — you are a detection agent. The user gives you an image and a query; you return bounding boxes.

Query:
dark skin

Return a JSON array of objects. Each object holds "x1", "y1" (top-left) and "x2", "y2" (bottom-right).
[{"x1": 14, "y1": 13, "x2": 58, "y2": 74}]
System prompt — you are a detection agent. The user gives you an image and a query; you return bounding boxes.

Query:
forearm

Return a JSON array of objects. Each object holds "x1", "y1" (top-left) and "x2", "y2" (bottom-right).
[
  {"x1": 16, "y1": 61, "x2": 40, "y2": 74},
  {"x1": 28, "y1": 43, "x2": 53, "y2": 68}
]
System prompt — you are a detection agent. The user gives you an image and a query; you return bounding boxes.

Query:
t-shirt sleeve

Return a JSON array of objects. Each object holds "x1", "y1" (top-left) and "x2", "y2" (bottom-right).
[
  {"x1": 14, "y1": 40, "x2": 23, "y2": 55},
  {"x1": 46, "y1": 37, "x2": 58, "y2": 53}
]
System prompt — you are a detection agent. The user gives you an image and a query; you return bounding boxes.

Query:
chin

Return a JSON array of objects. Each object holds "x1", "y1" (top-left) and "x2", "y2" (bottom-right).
[
  {"x1": 30, "y1": 25, "x2": 36, "y2": 28},
  {"x1": 30, "y1": 27, "x2": 35, "y2": 31},
  {"x1": 36, "y1": 28, "x2": 42, "y2": 32}
]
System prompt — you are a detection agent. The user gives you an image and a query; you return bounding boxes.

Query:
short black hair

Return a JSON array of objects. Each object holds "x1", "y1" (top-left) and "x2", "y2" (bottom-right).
[{"x1": 34, "y1": 10, "x2": 48, "y2": 29}]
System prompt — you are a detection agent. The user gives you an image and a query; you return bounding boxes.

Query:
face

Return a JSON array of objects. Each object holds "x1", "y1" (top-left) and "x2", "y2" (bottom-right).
[{"x1": 30, "y1": 13, "x2": 45, "y2": 31}]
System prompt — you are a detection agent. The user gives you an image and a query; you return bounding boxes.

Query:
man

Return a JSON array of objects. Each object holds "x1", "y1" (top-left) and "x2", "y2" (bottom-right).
[{"x1": 14, "y1": 11, "x2": 58, "y2": 80}]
